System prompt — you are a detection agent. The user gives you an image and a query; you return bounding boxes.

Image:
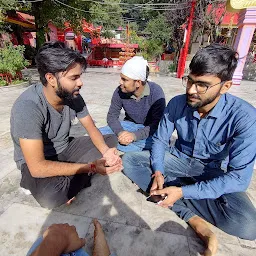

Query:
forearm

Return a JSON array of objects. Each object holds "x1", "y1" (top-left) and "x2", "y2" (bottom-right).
[
  {"x1": 133, "y1": 126, "x2": 150, "y2": 141},
  {"x1": 182, "y1": 168, "x2": 252, "y2": 200},
  {"x1": 147, "y1": 97, "x2": 166, "y2": 137},
  {"x1": 30, "y1": 236, "x2": 65, "y2": 256},
  {"x1": 151, "y1": 135, "x2": 169, "y2": 175},
  {"x1": 107, "y1": 90, "x2": 123, "y2": 135},
  {"x1": 107, "y1": 116, "x2": 123, "y2": 135},
  {"x1": 30, "y1": 160, "x2": 91, "y2": 178},
  {"x1": 88, "y1": 128, "x2": 109, "y2": 155},
  {"x1": 151, "y1": 106, "x2": 175, "y2": 174}
]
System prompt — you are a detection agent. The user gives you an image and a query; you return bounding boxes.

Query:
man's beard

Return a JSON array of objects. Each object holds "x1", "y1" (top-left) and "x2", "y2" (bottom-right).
[
  {"x1": 186, "y1": 90, "x2": 221, "y2": 109},
  {"x1": 55, "y1": 80, "x2": 79, "y2": 102}
]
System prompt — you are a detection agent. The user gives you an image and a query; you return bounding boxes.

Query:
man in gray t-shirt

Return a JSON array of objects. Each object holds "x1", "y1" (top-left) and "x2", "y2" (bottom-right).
[{"x1": 10, "y1": 42, "x2": 123, "y2": 209}]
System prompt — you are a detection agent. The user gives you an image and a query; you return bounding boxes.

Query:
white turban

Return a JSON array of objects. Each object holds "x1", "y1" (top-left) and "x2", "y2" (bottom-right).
[{"x1": 121, "y1": 56, "x2": 149, "y2": 81}]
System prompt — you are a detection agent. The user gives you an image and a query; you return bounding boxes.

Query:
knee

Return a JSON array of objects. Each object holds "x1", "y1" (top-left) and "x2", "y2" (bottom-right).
[
  {"x1": 122, "y1": 153, "x2": 137, "y2": 176},
  {"x1": 123, "y1": 152, "x2": 151, "y2": 177},
  {"x1": 36, "y1": 191, "x2": 69, "y2": 209},
  {"x1": 219, "y1": 211, "x2": 256, "y2": 240},
  {"x1": 236, "y1": 211, "x2": 256, "y2": 240},
  {"x1": 122, "y1": 152, "x2": 135, "y2": 165},
  {"x1": 122, "y1": 152, "x2": 148, "y2": 169}
]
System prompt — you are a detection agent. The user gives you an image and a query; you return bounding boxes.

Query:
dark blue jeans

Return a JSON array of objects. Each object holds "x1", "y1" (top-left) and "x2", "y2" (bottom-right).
[{"x1": 122, "y1": 151, "x2": 256, "y2": 240}]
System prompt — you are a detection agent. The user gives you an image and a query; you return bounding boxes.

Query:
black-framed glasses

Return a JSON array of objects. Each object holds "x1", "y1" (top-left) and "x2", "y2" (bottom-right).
[{"x1": 182, "y1": 76, "x2": 225, "y2": 94}]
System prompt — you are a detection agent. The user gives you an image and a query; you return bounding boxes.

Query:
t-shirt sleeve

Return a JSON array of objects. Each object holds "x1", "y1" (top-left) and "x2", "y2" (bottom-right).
[
  {"x1": 70, "y1": 95, "x2": 89, "y2": 119},
  {"x1": 12, "y1": 101, "x2": 44, "y2": 140}
]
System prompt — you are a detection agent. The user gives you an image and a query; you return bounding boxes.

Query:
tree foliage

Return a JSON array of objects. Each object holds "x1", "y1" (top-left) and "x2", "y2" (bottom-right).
[
  {"x1": 121, "y1": 0, "x2": 174, "y2": 60},
  {"x1": 89, "y1": 0, "x2": 124, "y2": 29},
  {"x1": 1, "y1": 0, "x2": 228, "y2": 62},
  {"x1": 30, "y1": 0, "x2": 91, "y2": 47},
  {"x1": 144, "y1": 14, "x2": 172, "y2": 43},
  {"x1": 193, "y1": 0, "x2": 227, "y2": 43},
  {"x1": 0, "y1": 0, "x2": 18, "y2": 29},
  {"x1": 164, "y1": 0, "x2": 227, "y2": 66},
  {"x1": 0, "y1": 43, "x2": 29, "y2": 75}
]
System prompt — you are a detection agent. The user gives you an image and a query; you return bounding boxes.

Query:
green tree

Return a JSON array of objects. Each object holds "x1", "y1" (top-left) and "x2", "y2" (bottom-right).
[
  {"x1": 89, "y1": 0, "x2": 124, "y2": 30},
  {"x1": 0, "y1": 0, "x2": 17, "y2": 29},
  {"x1": 122, "y1": 1, "x2": 174, "y2": 60},
  {"x1": 144, "y1": 14, "x2": 172, "y2": 42},
  {"x1": 31, "y1": 0, "x2": 91, "y2": 48}
]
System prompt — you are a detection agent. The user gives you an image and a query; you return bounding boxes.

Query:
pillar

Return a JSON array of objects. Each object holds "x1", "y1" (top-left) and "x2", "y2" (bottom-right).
[{"x1": 232, "y1": 8, "x2": 256, "y2": 85}]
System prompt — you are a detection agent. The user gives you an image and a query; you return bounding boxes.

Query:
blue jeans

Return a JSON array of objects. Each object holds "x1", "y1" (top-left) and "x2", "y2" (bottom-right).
[
  {"x1": 27, "y1": 237, "x2": 89, "y2": 256},
  {"x1": 122, "y1": 151, "x2": 256, "y2": 240},
  {"x1": 99, "y1": 121, "x2": 153, "y2": 152},
  {"x1": 27, "y1": 237, "x2": 117, "y2": 256}
]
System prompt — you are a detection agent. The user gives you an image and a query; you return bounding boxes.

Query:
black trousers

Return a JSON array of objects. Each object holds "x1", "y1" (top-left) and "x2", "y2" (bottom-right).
[{"x1": 20, "y1": 135, "x2": 118, "y2": 209}]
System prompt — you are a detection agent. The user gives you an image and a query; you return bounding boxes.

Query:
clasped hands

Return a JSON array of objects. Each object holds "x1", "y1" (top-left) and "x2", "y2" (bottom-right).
[
  {"x1": 150, "y1": 171, "x2": 183, "y2": 208},
  {"x1": 90, "y1": 147, "x2": 123, "y2": 175}
]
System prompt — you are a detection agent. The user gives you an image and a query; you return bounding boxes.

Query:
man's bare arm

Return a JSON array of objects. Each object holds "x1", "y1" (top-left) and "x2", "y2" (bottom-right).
[
  {"x1": 79, "y1": 115, "x2": 122, "y2": 167},
  {"x1": 20, "y1": 139, "x2": 122, "y2": 178},
  {"x1": 79, "y1": 115, "x2": 109, "y2": 154},
  {"x1": 20, "y1": 138, "x2": 91, "y2": 178}
]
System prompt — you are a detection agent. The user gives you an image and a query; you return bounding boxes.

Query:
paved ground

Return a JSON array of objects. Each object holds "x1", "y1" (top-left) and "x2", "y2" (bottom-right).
[{"x1": 0, "y1": 67, "x2": 255, "y2": 256}]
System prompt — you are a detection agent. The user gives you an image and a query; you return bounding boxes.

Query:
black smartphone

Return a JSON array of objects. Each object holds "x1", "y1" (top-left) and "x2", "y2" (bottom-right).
[{"x1": 146, "y1": 195, "x2": 166, "y2": 204}]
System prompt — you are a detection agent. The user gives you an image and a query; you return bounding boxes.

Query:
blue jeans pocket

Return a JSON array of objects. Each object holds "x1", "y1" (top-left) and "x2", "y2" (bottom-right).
[{"x1": 216, "y1": 195, "x2": 230, "y2": 218}]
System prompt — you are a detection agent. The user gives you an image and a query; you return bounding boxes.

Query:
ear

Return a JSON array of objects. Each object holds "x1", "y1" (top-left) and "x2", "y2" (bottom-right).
[
  {"x1": 220, "y1": 80, "x2": 232, "y2": 95},
  {"x1": 45, "y1": 73, "x2": 57, "y2": 88},
  {"x1": 135, "y1": 80, "x2": 142, "y2": 88}
]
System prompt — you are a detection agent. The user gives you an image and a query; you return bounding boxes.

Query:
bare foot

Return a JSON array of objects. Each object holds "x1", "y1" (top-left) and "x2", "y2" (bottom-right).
[
  {"x1": 66, "y1": 196, "x2": 76, "y2": 205},
  {"x1": 93, "y1": 219, "x2": 111, "y2": 256},
  {"x1": 188, "y1": 216, "x2": 218, "y2": 256}
]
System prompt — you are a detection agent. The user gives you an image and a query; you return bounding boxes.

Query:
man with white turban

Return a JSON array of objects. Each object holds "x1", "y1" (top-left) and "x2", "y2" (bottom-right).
[{"x1": 100, "y1": 56, "x2": 166, "y2": 152}]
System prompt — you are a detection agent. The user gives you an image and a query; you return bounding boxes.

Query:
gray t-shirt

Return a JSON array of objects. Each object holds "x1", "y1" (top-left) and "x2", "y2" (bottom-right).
[{"x1": 10, "y1": 83, "x2": 89, "y2": 169}]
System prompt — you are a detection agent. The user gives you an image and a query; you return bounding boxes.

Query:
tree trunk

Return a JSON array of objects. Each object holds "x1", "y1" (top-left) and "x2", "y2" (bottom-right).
[{"x1": 31, "y1": 2, "x2": 46, "y2": 49}]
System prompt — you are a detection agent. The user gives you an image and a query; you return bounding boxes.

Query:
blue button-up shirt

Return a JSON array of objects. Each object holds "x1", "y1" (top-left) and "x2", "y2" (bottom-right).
[{"x1": 151, "y1": 93, "x2": 256, "y2": 200}]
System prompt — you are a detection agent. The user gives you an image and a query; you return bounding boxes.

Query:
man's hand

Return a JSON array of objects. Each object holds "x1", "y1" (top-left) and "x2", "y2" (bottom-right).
[
  {"x1": 150, "y1": 186, "x2": 183, "y2": 208},
  {"x1": 118, "y1": 131, "x2": 136, "y2": 145},
  {"x1": 93, "y1": 158, "x2": 123, "y2": 175},
  {"x1": 43, "y1": 223, "x2": 85, "y2": 254},
  {"x1": 103, "y1": 147, "x2": 122, "y2": 166},
  {"x1": 150, "y1": 171, "x2": 164, "y2": 192}
]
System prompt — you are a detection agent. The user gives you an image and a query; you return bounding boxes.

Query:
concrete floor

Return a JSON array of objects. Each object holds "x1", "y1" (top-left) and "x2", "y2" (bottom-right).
[{"x1": 0, "y1": 67, "x2": 255, "y2": 255}]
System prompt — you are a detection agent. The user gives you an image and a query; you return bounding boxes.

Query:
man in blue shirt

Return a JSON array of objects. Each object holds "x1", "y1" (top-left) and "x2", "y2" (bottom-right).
[{"x1": 123, "y1": 44, "x2": 256, "y2": 255}]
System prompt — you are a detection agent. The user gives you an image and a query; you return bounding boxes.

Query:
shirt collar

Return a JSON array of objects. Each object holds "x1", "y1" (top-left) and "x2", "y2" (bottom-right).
[
  {"x1": 191, "y1": 94, "x2": 226, "y2": 119},
  {"x1": 207, "y1": 94, "x2": 226, "y2": 118},
  {"x1": 130, "y1": 82, "x2": 150, "y2": 100}
]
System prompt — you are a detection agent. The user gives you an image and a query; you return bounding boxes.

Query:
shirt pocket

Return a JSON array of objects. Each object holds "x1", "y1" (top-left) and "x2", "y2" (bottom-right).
[{"x1": 206, "y1": 139, "x2": 229, "y2": 157}]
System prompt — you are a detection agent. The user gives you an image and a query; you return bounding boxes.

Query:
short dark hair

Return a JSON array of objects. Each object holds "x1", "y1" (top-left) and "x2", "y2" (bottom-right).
[
  {"x1": 142, "y1": 66, "x2": 150, "y2": 85},
  {"x1": 35, "y1": 41, "x2": 87, "y2": 85},
  {"x1": 189, "y1": 43, "x2": 238, "y2": 81}
]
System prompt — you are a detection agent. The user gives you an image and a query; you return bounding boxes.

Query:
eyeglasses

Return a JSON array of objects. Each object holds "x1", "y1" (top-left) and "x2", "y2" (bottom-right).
[{"x1": 182, "y1": 76, "x2": 225, "y2": 94}]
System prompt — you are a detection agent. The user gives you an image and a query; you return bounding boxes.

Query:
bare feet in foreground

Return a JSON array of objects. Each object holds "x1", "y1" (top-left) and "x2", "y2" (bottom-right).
[
  {"x1": 66, "y1": 196, "x2": 76, "y2": 205},
  {"x1": 189, "y1": 216, "x2": 218, "y2": 256},
  {"x1": 93, "y1": 219, "x2": 111, "y2": 256}
]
